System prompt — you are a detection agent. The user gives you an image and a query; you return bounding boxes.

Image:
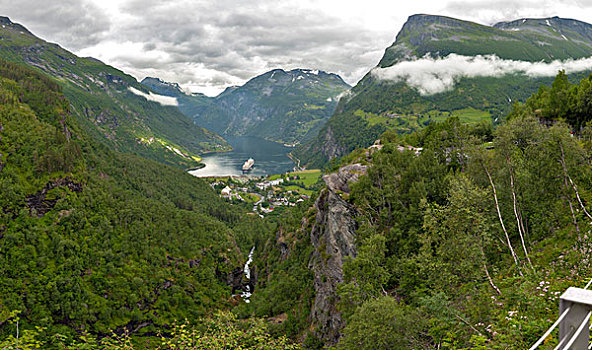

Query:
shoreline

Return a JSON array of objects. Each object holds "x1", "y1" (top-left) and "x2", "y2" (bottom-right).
[
  {"x1": 188, "y1": 136, "x2": 298, "y2": 177},
  {"x1": 185, "y1": 162, "x2": 206, "y2": 172}
]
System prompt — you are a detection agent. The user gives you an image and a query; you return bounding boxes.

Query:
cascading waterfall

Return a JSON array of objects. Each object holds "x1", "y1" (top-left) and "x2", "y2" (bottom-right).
[{"x1": 241, "y1": 246, "x2": 255, "y2": 303}]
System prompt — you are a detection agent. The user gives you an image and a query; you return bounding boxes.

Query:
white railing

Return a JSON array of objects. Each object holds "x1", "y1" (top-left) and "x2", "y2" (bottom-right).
[{"x1": 530, "y1": 278, "x2": 592, "y2": 350}]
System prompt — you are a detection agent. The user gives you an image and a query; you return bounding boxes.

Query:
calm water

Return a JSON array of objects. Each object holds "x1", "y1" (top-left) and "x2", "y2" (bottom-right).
[{"x1": 189, "y1": 136, "x2": 295, "y2": 177}]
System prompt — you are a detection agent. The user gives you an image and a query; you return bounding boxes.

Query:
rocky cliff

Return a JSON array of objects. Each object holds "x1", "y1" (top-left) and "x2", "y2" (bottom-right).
[{"x1": 308, "y1": 163, "x2": 367, "y2": 343}]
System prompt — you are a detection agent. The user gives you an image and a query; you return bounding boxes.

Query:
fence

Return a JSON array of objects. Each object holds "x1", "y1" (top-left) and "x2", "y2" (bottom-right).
[{"x1": 529, "y1": 279, "x2": 592, "y2": 350}]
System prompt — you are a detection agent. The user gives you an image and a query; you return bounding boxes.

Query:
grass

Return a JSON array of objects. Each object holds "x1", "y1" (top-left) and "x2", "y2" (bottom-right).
[
  {"x1": 451, "y1": 108, "x2": 491, "y2": 122},
  {"x1": 268, "y1": 169, "x2": 321, "y2": 196},
  {"x1": 291, "y1": 169, "x2": 322, "y2": 187},
  {"x1": 283, "y1": 185, "x2": 314, "y2": 196},
  {"x1": 239, "y1": 192, "x2": 260, "y2": 203},
  {"x1": 269, "y1": 169, "x2": 322, "y2": 187},
  {"x1": 359, "y1": 108, "x2": 491, "y2": 134}
]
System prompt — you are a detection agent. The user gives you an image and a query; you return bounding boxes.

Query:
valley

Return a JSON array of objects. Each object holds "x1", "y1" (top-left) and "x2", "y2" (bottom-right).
[
  {"x1": 3, "y1": 6, "x2": 592, "y2": 350},
  {"x1": 188, "y1": 136, "x2": 296, "y2": 177}
]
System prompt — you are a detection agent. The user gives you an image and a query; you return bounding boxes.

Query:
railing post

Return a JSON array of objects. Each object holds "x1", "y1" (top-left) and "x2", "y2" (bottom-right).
[{"x1": 558, "y1": 287, "x2": 592, "y2": 349}]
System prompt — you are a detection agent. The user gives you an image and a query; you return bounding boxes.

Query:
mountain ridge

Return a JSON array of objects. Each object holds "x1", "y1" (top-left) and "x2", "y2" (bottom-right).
[
  {"x1": 142, "y1": 67, "x2": 351, "y2": 145},
  {"x1": 0, "y1": 16, "x2": 229, "y2": 168},
  {"x1": 294, "y1": 14, "x2": 592, "y2": 168}
]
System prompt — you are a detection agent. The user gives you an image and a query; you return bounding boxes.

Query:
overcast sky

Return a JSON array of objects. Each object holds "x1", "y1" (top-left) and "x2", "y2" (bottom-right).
[{"x1": 1, "y1": 0, "x2": 592, "y2": 96}]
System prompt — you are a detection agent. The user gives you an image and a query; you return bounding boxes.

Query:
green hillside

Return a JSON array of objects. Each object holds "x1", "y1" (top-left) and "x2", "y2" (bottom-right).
[
  {"x1": 0, "y1": 57, "x2": 292, "y2": 348},
  {"x1": 245, "y1": 72, "x2": 592, "y2": 349},
  {"x1": 294, "y1": 14, "x2": 592, "y2": 168},
  {"x1": 0, "y1": 16, "x2": 229, "y2": 169},
  {"x1": 143, "y1": 69, "x2": 351, "y2": 145},
  {"x1": 140, "y1": 77, "x2": 216, "y2": 126}
]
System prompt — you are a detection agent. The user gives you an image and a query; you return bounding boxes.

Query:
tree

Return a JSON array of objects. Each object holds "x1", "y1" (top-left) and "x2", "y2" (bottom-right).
[{"x1": 339, "y1": 296, "x2": 427, "y2": 350}]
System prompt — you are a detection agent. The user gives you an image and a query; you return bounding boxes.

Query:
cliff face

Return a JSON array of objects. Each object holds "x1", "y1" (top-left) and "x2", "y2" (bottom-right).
[{"x1": 308, "y1": 164, "x2": 366, "y2": 343}]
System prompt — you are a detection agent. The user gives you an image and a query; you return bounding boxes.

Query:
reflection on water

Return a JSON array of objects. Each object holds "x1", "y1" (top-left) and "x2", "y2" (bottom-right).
[{"x1": 189, "y1": 136, "x2": 295, "y2": 177}]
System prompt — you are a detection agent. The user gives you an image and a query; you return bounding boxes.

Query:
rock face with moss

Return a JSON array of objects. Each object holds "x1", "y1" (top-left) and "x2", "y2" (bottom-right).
[
  {"x1": 308, "y1": 164, "x2": 366, "y2": 343},
  {"x1": 294, "y1": 14, "x2": 592, "y2": 168}
]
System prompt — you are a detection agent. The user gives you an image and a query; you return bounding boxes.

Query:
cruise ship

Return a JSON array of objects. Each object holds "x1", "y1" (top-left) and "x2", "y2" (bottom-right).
[{"x1": 242, "y1": 158, "x2": 255, "y2": 172}]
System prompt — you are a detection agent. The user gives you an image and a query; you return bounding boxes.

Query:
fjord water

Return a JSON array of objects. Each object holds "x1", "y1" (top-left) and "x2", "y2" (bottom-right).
[{"x1": 189, "y1": 136, "x2": 295, "y2": 177}]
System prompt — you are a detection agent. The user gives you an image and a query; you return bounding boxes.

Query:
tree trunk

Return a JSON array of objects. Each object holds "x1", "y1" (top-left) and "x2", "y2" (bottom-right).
[
  {"x1": 560, "y1": 143, "x2": 592, "y2": 221},
  {"x1": 483, "y1": 165, "x2": 522, "y2": 274},
  {"x1": 506, "y1": 157, "x2": 532, "y2": 268},
  {"x1": 480, "y1": 244, "x2": 502, "y2": 295}
]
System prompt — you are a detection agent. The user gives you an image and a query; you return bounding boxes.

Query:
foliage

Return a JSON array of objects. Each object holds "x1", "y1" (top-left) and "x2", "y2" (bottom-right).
[
  {"x1": 143, "y1": 70, "x2": 350, "y2": 145},
  {"x1": 330, "y1": 72, "x2": 592, "y2": 349},
  {"x1": 508, "y1": 71, "x2": 592, "y2": 131},
  {"x1": 0, "y1": 19, "x2": 229, "y2": 169},
  {"x1": 0, "y1": 58, "x2": 277, "y2": 346},
  {"x1": 0, "y1": 311, "x2": 301, "y2": 349},
  {"x1": 338, "y1": 296, "x2": 427, "y2": 350},
  {"x1": 295, "y1": 14, "x2": 592, "y2": 168}
]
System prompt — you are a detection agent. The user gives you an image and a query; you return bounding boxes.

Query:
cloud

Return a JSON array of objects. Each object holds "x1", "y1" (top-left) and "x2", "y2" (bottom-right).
[
  {"x1": 0, "y1": 0, "x2": 111, "y2": 50},
  {"x1": 22, "y1": 0, "x2": 388, "y2": 96},
  {"x1": 442, "y1": 0, "x2": 592, "y2": 25},
  {"x1": 2, "y1": 0, "x2": 592, "y2": 96},
  {"x1": 372, "y1": 54, "x2": 592, "y2": 95},
  {"x1": 128, "y1": 87, "x2": 178, "y2": 106}
]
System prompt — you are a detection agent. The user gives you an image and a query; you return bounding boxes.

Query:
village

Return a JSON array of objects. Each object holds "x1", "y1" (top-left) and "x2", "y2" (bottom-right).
[{"x1": 206, "y1": 169, "x2": 321, "y2": 216}]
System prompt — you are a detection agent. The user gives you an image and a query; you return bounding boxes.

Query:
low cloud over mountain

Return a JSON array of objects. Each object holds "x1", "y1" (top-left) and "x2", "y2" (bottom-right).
[{"x1": 373, "y1": 54, "x2": 592, "y2": 95}]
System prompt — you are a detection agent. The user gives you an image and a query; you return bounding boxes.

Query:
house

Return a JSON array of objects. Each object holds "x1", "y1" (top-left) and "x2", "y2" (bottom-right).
[{"x1": 221, "y1": 186, "x2": 232, "y2": 197}]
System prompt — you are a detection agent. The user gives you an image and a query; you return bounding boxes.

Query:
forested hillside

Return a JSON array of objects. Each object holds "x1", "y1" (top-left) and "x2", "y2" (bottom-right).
[
  {"x1": 0, "y1": 16, "x2": 229, "y2": 169},
  {"x1": 294, "y1": 14, "x2": 592, "y2": 168},
  {"x1": 246, "y1": 72, "x2": 592, "y2": 349},
  {"x1": 4, "y1": 9, "x2": 592, "y2": 350},
  {"x1": 143, "y1": 69, "x2": 350, "y2": 145},
  {"x1": 0, "y1": 58, "x2": 301, "y2": 349}
]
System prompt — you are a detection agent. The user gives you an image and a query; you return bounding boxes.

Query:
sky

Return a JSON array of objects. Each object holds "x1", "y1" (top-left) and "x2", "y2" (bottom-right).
[{"x1": 1, "y1": 0, "x2": 592, "y2": 96}]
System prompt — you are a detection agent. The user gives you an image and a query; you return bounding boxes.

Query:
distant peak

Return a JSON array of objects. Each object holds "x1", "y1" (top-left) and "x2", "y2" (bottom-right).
[
  {"x1": 290, "y1": 68, "x2": 324, "y2": 75},
  {"x1": 142, "y1": 77, "x2": 181, "y2": 89},
  {"x1": 142, "y1": 76, "x2": 165, "y2": 84},
  {"x1": 397, "y1": 14, "x2": 479, "y2": 42},
  {"x1": 0, "y1": 16, "x2": 33, "y2": 35},
  {"x1": 405, "y1": 14, "x2": 466, "y2": 24},
  {"x1": 493, "y1": 16, "x2": 589, "y2": 29}
]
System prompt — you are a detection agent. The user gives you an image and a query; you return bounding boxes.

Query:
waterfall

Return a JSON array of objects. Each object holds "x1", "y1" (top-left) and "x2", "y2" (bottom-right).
[{"x1": 241, "y1": 246, "x2": 255, "y2": 303}]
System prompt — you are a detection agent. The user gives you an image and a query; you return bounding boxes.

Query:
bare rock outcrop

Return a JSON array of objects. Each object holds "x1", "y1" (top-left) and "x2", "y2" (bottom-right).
[
  {"x1": 322, "y1": 163, "x2": 367, "y2": 193},
  {"x1": 308, "y1": 163, "x2": 366, "y2": 344},
  {"x1": 25, "y1": 177, "x2": 83, "y2": 217}
]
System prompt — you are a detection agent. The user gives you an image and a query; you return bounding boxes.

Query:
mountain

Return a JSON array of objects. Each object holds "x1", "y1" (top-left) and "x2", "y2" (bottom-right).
[
  {"x1": 0, "y1": 16, "x2": 229, "y2": 168},
  {"x1": 140, "y1": 77, "x2": 216, "y2": 123},
  {"x1": 143, "y1": 69, "x2": 351, "y2": 145},
  {"x1": 250, "y1": 71, "x2": 592, "y2": 347},
  {"x1": 0, "y1": 57, "x2": 278, "y2": 344},
  {"x1": 294, "y1": 14, "x2": 592, "y2": 168}
]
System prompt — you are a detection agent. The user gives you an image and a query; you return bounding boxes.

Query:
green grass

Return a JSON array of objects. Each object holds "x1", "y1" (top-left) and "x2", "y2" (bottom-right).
[
  {"x1": 240, "y1": 192, "x2": 261, "y2": 203},
  {"x1": 291, "y1": 169, "x2": 322, "y2": 187},
  {"x1": 283, "y1": 185, "x2": 314, "y2": 196},
  {"x1": 269, "y1": 169, "x2": 322, "y2": 187},
  {"x1": 451, "y1": 108, "x2": 491, "y2": 122},
  {"x1": 359, "y1": 108, "x2": 491, "y2": 134}
]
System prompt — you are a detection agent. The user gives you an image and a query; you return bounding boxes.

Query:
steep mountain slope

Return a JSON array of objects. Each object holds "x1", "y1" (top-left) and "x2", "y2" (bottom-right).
[
  {"x1": 143, "y1": 69, "x2": 350, "y2": 145},
  {"x1": 0, "y1": 16, "x2": 229, "y2": 168},
  {"x1": 250, "y1": 73, "x2": 592, "y2": 347},
  {"x1": 0, "y1": 57, "x2": 275, "y2": 344},
  {"x1": 140, "y1": 77, "x2": 216, "y2": 124},
  {"x1": 294, "y1": 14, "x2": 592, "y2": 168}
]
